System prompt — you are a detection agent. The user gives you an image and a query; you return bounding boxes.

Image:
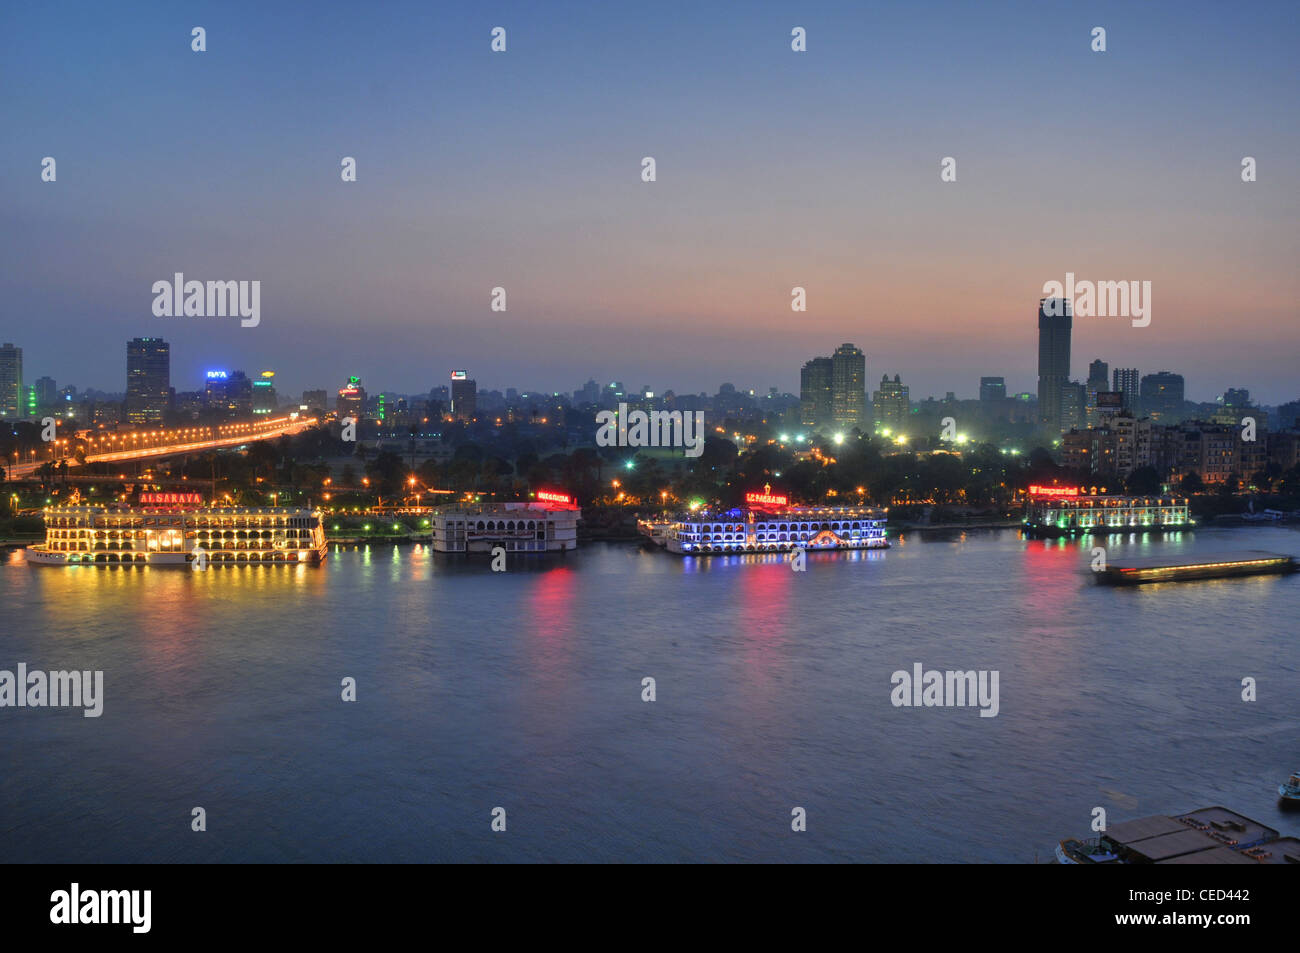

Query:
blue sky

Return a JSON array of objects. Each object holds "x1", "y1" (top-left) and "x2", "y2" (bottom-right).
[{"x1": 2, "y1": 0, "x2": 1297, "y2": 403}]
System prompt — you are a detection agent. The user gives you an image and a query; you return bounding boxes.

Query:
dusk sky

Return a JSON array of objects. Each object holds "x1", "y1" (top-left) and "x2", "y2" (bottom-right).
[{"x1": 3, "y1": 0, "x2": 1297, "y2": 403}]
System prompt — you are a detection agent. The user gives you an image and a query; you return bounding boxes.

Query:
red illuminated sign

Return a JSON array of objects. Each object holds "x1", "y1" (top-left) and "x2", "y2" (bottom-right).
[
  {"x1": 1027, "y1": 485, "x2": 1080, "y2": 498},
  {"x1": 745, "y1": 491, "x2": 789, "y2": 507},
  {"x1": 536, "y1": 490, "x2": 573, "y2": 506},
  {"x1": 139, "y1": 492, "x2": 203, "y2": 505}
]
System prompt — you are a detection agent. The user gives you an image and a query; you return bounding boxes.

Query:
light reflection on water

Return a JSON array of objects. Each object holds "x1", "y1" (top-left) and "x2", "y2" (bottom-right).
[{"x1": 1, "y1": 526, "x2": 1296, "y2": 862}]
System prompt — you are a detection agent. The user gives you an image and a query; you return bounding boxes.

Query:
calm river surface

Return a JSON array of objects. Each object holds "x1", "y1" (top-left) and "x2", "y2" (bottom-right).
[{"x1": 2, "y1": 526, "x2": 1297, "y2": 862}]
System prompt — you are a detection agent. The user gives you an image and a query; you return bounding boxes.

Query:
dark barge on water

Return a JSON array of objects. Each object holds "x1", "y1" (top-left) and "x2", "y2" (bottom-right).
[
  {"x1": 1097, "y1": 550, "x2": 1298, "y2": 586},
  {"x1": 1057, "y1": 806, "x2": 1300, "y2": 864}
]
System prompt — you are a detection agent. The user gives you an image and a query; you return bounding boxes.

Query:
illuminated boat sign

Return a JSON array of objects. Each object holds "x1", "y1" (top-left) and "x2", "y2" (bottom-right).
[
  {"x1": 139, "y1": 492, "x2": 204, "y2": 506},
  {"x1": 1027, "y1": 484, "x2": 1080, "y2": 498},
  {"x1": 745, "y1": 491, "x2": 789, "y2": 507},
  {"x1": 536, "y1": 490, "x2": 575, "y2": 506}
]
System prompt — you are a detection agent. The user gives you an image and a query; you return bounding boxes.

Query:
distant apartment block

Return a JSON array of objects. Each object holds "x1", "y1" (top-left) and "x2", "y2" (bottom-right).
[
  {"x1": 1140, "y1": 371, "x2": 1184, "y2": 421},
  {"x1": 872, "y1": 374, "x2": 910, "y2": 430},
  {"x1": 1112, "y1": 368, "x2": 1140, "y2": 413},
  {"x1": 800, "y1": 357, "x2": 833, "y2": 428},
  {"x1": 979, "y1": 377, "x2": 1006, "y2": 402},
  {"x1": 0, "y1": 342, "x2": 23, "y2": 419}
]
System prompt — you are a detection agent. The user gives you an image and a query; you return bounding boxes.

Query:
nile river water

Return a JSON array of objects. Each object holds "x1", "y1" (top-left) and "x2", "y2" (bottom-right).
[{"x1": 2, "y1": 526, "x2": 1297, "y2": 862}]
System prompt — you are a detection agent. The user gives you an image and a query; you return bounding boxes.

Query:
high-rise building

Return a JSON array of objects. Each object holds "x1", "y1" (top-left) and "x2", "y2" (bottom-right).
[
  {"x1": 451, "y1": 371, "x2": 477, "y2": 420},
  {"x1": 830, "y1": 343, "x2": 866, "y2": 430},
  {"x1": 1037, "y1": 298, "x2": 1072, "y2": 432},
  {"x1": 125, "y1": 337, "x2": 170, "y2": 425},
  {"x1": 1223, "y1": 388, "x2": 1251, "y2": 409},
  {"x1": 336, "y1": 376, "x2": 366, "y2": 419},
  {"x1": 206, "y1": 369, "x2": 254, "y2": 419},
  {"x1": 302, "y1": 390, "x2": 328, "y2": 410},
  {"x1": 1140, "y1": 371, "x2": 1184, "y2": 421},
  {"x1": 872, "y1": 374, "x2": 910, "y2": 431},
  {"x1": 0, "y1": 342, "x2": 23, "y2": 419},
  {"x1": 800, "y1": 357, "x2": 833, "y2": 428},
  {"x1": 979, "y1": 377, "x2": 1006, "y2": 402},
  {"x1": 1112, "y1": 367, "x2": 1140, "y2": 413},
  {"x1": 1086, "y1": 360, "x2": 1109, "y2": 399},
  {"x1": 252, "y1": 371, "x2": 277, "y2": 415},
  {"x1": 1060, "y1": 381, "x2": 1087, "y2": 432},
  {"x1": 1085, "y1": 360, "x2": 1109, "y2": 426},
  {"x1": 34, "y1": 376, "x2": 57, "y2": 410}
]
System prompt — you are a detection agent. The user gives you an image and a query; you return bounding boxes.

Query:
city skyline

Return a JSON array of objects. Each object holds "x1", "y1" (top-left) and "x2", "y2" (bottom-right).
[
  {"x1": 3, "y1": 1, "x2": 1298, "y2": 403},
  {"x1": 5, "y1": 340, "x2": 1294, "y2": 414},
  {"x1": 4, "y1": 331, "x2": 1294, "y2": 412}
]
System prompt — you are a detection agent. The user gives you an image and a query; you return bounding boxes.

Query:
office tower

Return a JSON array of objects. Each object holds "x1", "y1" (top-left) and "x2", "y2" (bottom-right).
[
  {"x1": 1037, "y1": 298, "x2": 1072, "y2": 432},
  {"x1": 230, "y1": 371, "x2": 253, "y2": 417},
  {"x1": 302, "y1": 390, "x2": 328, "y2": 410},
  {"x1": 125, "y1": 337, "x2": 170, "y2": 425},
  {"x1": 34, "y1": 376, "x2": 57, "y2": 410},
  {"x1": 0, "y1": 342, "x2": 23, "y2": 419},
  {"x1": 830, "y1": 343, "x2": 867, "y2": 429},
  {"x1": 1140, "y1": 371, "x2": 1184, "y2": 421},
  {"x1": 872, "y1": 374, "x2": 910, "y2": 431},
  {"x1": 1087, "y1": 360, "x2": 1109, "y2": 399},
  {"x1": 1112, "y1": 367, "x2": 1140, "y2": 413},
  {"x1": 252, "y1": 371, "x2": 277, "y2": 415},
  {"x1": 205, "y1": 370, "x2": 254, "y2": 418},
  {"x1": 1084, "y1": 360, "x2": 1109, "y2": 426},
  {"x1": 451, "y1": 371, "x2": 477, "y2": 420},
  {"x1": 1223, "y1": 388, "x2": 1251, "y2": 409},
  {"x1": 336, "y1": 376, "x2": 367, "y2": 418},
  {"x1": 979, "y1": 377, "x2": 1006, "y2": 402},
  {"x1": 800, "y1": 356, "x2": 833, "y2": 428}
]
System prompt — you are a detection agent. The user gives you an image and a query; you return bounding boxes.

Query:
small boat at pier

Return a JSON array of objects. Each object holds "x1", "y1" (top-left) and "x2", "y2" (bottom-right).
[{"x1": 1280, "y1": 772, "x2": 1300, "y2": 809}]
